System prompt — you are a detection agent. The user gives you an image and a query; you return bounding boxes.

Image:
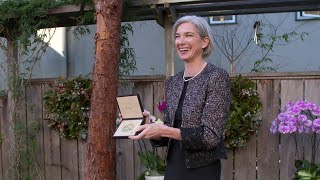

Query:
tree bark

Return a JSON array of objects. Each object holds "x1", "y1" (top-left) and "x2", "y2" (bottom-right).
[{"x1": 86, "y1": 1, "x2": 122, "y2": 180}]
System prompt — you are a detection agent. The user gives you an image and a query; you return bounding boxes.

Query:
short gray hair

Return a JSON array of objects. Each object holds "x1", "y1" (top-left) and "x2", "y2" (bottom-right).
[{"x1": 172, "y1": 15, "x2": 214, "y2": 58}]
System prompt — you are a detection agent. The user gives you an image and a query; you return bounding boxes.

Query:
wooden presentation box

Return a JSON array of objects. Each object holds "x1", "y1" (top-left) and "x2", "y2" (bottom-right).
[{"x1": 113, "y1": 94, "x2": 144, "y2": 138}]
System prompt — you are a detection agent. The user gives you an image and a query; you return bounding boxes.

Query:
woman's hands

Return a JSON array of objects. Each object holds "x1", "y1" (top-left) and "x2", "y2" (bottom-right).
[
  {"x1": 129, "y1": 123, "x2": 182, "y2": 141},
  {"x1": 116, "y1": 109, "x2": 181, "y2": 140},
  {"x1": 128, "y1": 123, "x2": 164, "y2": 140}
]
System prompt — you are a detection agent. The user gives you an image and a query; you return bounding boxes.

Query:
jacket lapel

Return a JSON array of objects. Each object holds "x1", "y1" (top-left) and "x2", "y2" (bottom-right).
[{"x1": 169, "y1": 73, "x2": 184, "y2": 125}]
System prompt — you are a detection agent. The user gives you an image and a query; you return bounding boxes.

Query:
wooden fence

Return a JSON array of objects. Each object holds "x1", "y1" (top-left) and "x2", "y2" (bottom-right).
[{"x1": 0, "y1": 72, "x2": 320, "y2": 180}]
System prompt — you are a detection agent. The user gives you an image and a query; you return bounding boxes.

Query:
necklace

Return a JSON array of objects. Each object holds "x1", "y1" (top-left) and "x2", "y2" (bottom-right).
[{"x1": 183, "y1": 62, "x2": 207, "y2": 82}]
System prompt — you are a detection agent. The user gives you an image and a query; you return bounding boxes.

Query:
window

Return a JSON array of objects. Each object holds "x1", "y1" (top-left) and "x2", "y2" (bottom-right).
[
  {"x1": 296, "y1": 11, "x2": 320, "y2": 20},
  {"x1": 209, "y1": 15, "x2": 236, "y2": 25}
]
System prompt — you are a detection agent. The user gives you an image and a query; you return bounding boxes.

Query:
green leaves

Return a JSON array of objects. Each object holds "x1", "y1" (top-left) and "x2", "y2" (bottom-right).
[
  {"x1": 224, "y1": 75, "x2": 263, "y2": 149},
  {"x1": 43, "y1": 76, "x2": 92, "y2": 139},
  {"x1": 138, "y1": 150, "x2": 166, "y2": 180},
  {"x1": 293, "y1": 160, "x2": 320, "y2": 180}
]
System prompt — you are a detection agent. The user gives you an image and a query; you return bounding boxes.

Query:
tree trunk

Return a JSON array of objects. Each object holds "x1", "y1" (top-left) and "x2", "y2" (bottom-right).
[{"x1": 86, "y1": 1, "x2": 122, "y2": 180}]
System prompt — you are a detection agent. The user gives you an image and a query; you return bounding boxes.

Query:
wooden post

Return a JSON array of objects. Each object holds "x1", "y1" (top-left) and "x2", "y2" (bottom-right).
[
  {"x1": 4, "y1": 36, "x2": 19, "y2": 180},
  {"x1": 86, "y1": 1, "x2": 123, "y2": 180},
  {"x1": 164, "y1": 12, "x2": 174, "y2": 79}
]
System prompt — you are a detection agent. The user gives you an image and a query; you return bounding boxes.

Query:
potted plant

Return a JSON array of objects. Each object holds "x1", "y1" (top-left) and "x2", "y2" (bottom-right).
[
  {"x1": 270, "y1": 100, "x2": 320, "y2": 179},
  {"x1": 137, "y1": 149, "x2": 166, "y2": 180}
]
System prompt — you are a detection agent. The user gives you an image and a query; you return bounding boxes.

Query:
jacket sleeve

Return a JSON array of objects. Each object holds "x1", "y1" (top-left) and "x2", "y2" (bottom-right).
[{"x1": 180, "y1": 70, "x2": 231, "y2": 150}]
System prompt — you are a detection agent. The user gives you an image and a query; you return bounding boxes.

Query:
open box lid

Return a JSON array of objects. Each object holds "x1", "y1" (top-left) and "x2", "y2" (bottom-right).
[{"x1": 116, "y1": 94, "x2": 143, "y2": 120}]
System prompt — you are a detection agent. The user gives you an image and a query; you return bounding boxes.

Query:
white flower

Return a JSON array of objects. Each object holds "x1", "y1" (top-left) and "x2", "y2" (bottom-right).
[{"x1": 154, "y1": 118, "x2": 164, "y2": 125}]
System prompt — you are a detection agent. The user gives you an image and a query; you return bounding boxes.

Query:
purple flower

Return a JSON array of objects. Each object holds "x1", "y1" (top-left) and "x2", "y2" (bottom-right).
[
  {"x1": 289, "y1": 125, "x2": 297, "y2": 133},
  {"x1": 298, "y1": 126, "x2": 304, "y2": 133},
  {"x1": 283, "y1": 101, "x2": 294, "y2": 111},
  {"x1": 278, "y1": 125, "x2": 290, "y2": 134},
  {"x1": 278, "y1": 113, "x2": 287, "y2": 120},
  {"x1": 157, "y1": 101, "x2": 166, "y2": 113},
  {"x1": 288, "y1": 106, "x2": 301, "y2": 115},
  {"x1": 313, "y1": 119, "x2": 320, "y2": 129},
  {"x1": 272, "y1": 118, "x2": 279, "y2": 126},
  {"x1": 304, "y1": 120, "x2": 313, "y2": 127},
  {"x1": 270, "y1": 125, "x2": 278, "y2": 134},
  {"x1": 297, "y1": 114, "x2": 307, "y2": 122},
  {"x1": 271, "y1": 100, "x2": 320, "y2": 135},
  {"x1": 312, "y1": 107, "x2": 320, "y2": 116},
  {"x1": 287, "y1": 117, "x2": 297, "y2": 125},
  {"x1": 296, "y1": 100, "x2": 309, "y2": 110}
]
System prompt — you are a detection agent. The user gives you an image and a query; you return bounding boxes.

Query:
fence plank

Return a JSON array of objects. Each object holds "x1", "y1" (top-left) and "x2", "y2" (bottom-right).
[
  {"x1": 0, "y1": 98, "x2": 6, "y2": 179},
  {"x1": 133, "y1": 82, "x2": 154, "y2": 179},
  {"x1": 257, "y1": 80, "x2": 280, "y2": 180},
  {"x1": 42, "y1": 84, "x2": 62, "y2": 180},
  {"x1": 61, "y1": 139, "x2": 79, "y2": 180},
  {"x1": 2, "y1": 95, "x2": 15, "y2": 180},
  {"x1": 116, "y1": 139, "x2": 135, "y2": 180},
  {"x1": 78, "y1": 140, "x2": 87, "y2": 180},
  {"x1": 116, "y1": 83, "x2": 135, "y2": 180},
  {"x1": 26, "y1": 85, "x2": 45, "y2": 180},
  {"x1": 280, "y1": 80, "x2": 304, "y2": 180},
  {"x1": 234, "y1": 133, "x2": 256, "y2": 180},
  {"x1": 234, "y1": 79, "x2": 259, "y2": 180},
  {"x1": 304, "y1": 80, "x2": 320, "y2": 164},
  {"x1": 221, "y1": 150, "x2": 233, "y2": 180}
]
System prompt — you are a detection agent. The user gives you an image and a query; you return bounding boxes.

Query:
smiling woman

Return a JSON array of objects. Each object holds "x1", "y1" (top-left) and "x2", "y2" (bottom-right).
[{"x1": 129, "y1": 15, "x2": 231, "y2": 180}]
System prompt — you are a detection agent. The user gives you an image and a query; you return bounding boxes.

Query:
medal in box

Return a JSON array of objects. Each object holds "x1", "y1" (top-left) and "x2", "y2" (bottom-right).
[{"x1": 113, "y1": 94, "x2": 144, "y2": 138}]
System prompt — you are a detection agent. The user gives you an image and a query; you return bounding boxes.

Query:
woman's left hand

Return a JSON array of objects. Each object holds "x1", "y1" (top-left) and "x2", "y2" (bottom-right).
[{"x1": 128, "y1": 123, "x2": 163, "y2": 140}]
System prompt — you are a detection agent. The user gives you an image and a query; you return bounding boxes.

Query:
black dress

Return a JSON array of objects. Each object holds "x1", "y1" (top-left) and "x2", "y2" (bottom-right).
[{"x1": 164, "y1": 79, "x2": 221, "y2": 180}]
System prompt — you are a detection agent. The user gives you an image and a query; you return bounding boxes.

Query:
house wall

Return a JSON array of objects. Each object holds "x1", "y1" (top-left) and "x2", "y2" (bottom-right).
[
  {"x1": 67, "y1": 20, "x2": 166, "y2": 77},
  {"x1": 0, "y1": 12, "x2": 319, "y2": 90}
]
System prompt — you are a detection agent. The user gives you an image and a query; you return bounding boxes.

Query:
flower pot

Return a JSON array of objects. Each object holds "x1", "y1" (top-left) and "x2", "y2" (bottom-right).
[{"x1": 145, "y1": 176, "x2": 164, "y2": 180}]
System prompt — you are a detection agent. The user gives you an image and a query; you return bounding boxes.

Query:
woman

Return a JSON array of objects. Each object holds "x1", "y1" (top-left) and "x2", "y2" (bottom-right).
[{"x1": 129, "y1": 15, "x2": 231, "y2": 180}]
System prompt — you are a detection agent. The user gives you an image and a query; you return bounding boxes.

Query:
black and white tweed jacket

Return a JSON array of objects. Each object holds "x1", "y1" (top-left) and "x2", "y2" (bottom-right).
[{"x1": 152, "y1": 63, "x2": 231, "y2": 169}]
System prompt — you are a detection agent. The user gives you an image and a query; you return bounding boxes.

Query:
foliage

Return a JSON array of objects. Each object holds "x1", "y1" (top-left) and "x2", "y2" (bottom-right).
[
  {"x1": 0, "y1": 0, "x2": 94, "y2": 48},
  {"x1": 119, "y1": 23, "x2": 137, "y2": 78},
  {"x1": 293, "y1": 160, "x2": 320, "y2": 180},
  {"x1": 15, "y1": 119, "x2": 42, "y2": 180},
  {"x1": 44, "y1": 76, "x2": 91, "y2": 139},
  {"x1": 0, "y1": 89, "x2": 6, "y2": 96},
  {"x1": 137, "y1": 150, "x2": 166, "y2": 180},
  {"x1": 212, "y1": 15, "x2": 309, "y2": 73},
  {"x1": 224, "y1": 75, "x2": 263, "y2": 149},
  {"x1": 270, "y1": 100, "x2": 320, "y2": 179},
  {"x1": 251, "y1": 21, "x2": 309, "y2": 72}
]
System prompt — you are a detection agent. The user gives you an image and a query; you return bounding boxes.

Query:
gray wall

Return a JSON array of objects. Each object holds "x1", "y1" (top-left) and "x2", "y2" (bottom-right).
[
  {"x1": 68, "y1": 20, "x2": 165, "y2": 77},
  {"x1": 0, "y1": 12, "x2": 319, "y2": 90}
]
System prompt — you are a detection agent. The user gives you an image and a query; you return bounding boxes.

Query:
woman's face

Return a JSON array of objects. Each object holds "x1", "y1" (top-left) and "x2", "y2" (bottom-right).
[{"x1": 174, "y1": 22, "x2": 209, "y2": 62}]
